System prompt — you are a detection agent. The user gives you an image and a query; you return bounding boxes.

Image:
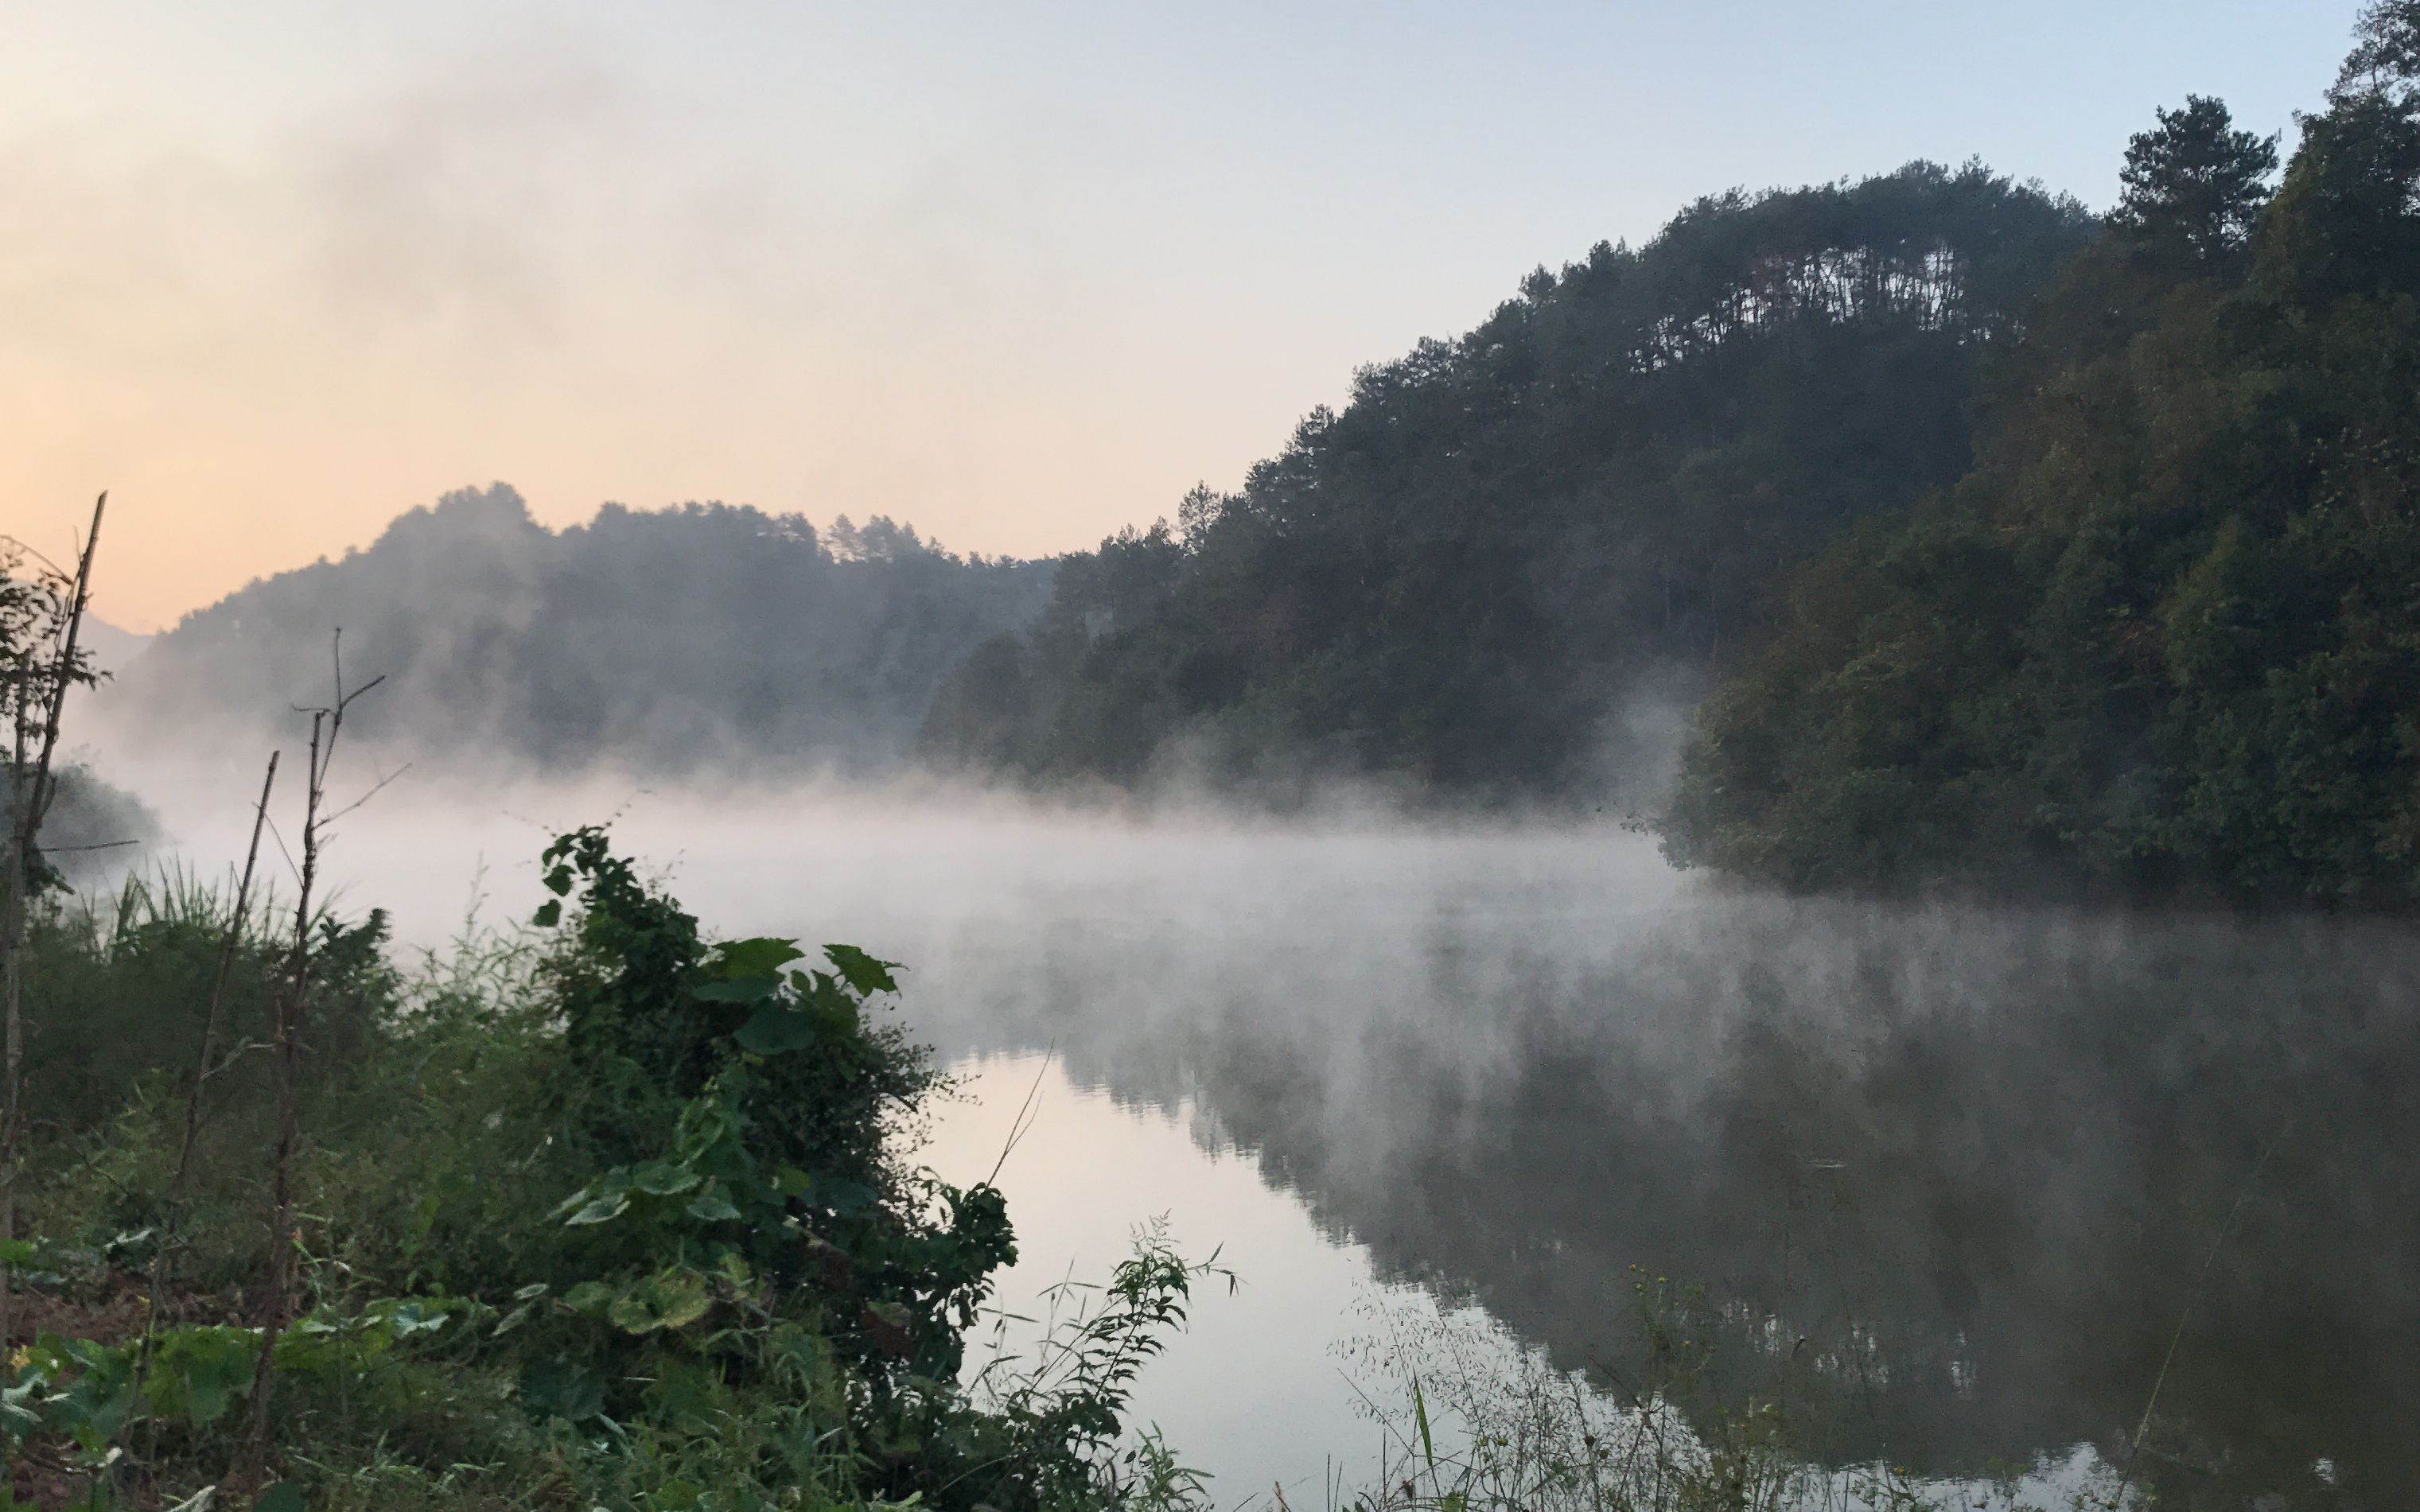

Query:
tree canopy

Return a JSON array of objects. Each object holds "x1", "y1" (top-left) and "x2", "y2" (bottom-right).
[
  {"x1": 921, "y1": 163, "x2": 2093, "y2": 797},
  {"x1": 113, "y1": 485, "x2": 1054, "y2": 774},
  {"x1": 1667, "y1": 13, "x2": 2420, "y2": 904}
]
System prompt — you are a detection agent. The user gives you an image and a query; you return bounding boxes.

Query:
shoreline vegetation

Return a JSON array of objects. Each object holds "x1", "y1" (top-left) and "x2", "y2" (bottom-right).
[
  {"x1": 2, "y1": 548, "x2": 2267, "y2": 1510},
  {"x1": 9, "y1": 842, "x2": 2263, "y2": 1512},
  {"x1": 6, "y1": 7, "x2": 2419, "y2": 1511},
  {"x1": 1, "y1": 816, "x2": 1231, "y2": 1511}
]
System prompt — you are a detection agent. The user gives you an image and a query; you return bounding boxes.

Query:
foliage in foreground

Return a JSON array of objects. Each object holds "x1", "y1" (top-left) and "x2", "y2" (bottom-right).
[{"x1": 2, "y1": 830, "x2": 1218, "y2": 1512}]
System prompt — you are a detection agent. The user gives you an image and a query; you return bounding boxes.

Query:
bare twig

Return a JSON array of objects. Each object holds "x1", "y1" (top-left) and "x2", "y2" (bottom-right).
[
  {"x1": 241, "y1": 633, "x2": 381, "y2": 1483},
  {"x1": 986, "y1": 1039, "x2": 1057, "y2": 1187},
  {"x1": 317, "y1": 756, "x2": 408, "y2": 830},
  {"x1": 2, "y1": 491, "x2": 106, "y2": 1347},
  {"x1": 130, "y1": 751, "x2": 281, "y2": 1460},
  {"x1": 2111, "y1": 1127, "x2": 2287, "y2": 1508},
  {"x1": 30, "y1": 840, "x2": 140, "y2": 856},
  {"x1": 174, "y1": 755, "x2": 281, "y2": 1204}
]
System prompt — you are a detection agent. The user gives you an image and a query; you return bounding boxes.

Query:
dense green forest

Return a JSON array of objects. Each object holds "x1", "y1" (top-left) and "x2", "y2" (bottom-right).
[
  {"x1": 1667, "y1": 2, "x2": 2420, "y2": 904},
  {"x1": 923, "y1": 1, "x2": 2420, "y2": 907},
  {"x1": 920, "y1": 165, "x2": 2095, "y2": 795},
  {"x1": 109, "y1": 486, "x2": 1053, "y2": 772}
]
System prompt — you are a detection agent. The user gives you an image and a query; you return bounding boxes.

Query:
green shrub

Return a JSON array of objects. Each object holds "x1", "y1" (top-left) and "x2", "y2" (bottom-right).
[{"x1": 4, "y1": 829, "x2": 1214, "y2": 1512}]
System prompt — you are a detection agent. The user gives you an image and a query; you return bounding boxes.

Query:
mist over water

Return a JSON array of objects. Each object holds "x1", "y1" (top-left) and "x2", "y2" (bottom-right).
[{"x1": 92, "y1": 758, "x2": 2420, "y2": 1506}]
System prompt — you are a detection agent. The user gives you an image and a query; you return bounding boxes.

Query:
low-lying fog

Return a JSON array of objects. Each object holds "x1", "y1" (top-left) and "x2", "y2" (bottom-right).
[{"x1": 80, "y1": 755, "x2": 2420, "y2": 1507}]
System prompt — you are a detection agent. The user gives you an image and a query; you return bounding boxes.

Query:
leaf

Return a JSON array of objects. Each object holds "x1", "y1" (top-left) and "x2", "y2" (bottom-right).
[
  {"x1": 649, "y1": 1273, "x2": 713, "y2": 1331},
  {"x1": 550, "y1": 1172, "x2": 630, "y2": 1222},
  {"x1": 0, "y1": 1240, "x2": 33, "y2": 1268},
  {"x1": 713, "y1": 937, "x2": 808, "y2": 978},
  {"x1": 103, "y1": 1227, "x2": 159, "y2": 1262},
  {"x1": 531, "y1": 900, "x2": 562, "y2": 928},
  {"x1": 858, "y1": 1300, "x2": 916, "y2": 1358},
  {"x1": 561, "y1": 1281, "x2": 617, "y2": 1315},
  {"x1": 631, "y1": 1160, "x2": 702, "y2": 1197},
  {"x1": 823, "y1": 943, "x2": 900, "y2": 996},
  {"x1": 148, "y1": 1326, "x2": 259, "y2": 1428},
  {"x1": 519, "y1": 1356, "x2": 606, "y2": 1421},
  {"x1": 564, "y1": 1193, "x2": 631, "y2": 1226},
  {"x1": 685, "y1": 1189, "x2": 742, "y2": 1222},
  {"x1": 542, "y1": 863, "x2": 574, "y2": 896},
  {"x1": 811, "y1": 1176, "x2": 877, "y2": 1217},
  {"x1": 255, "y1": 1486, "x2": 305, "y2": 1512},
  {"x1": 733, "y1": 1004, "x2": 819, "y2": 1055},
  {"x1": 652, "y1": 1479, "x2": 706, "y2": 1510},
  {"x1": 383, "y1": 1301, "x2": 452, "y2": 1337},
  {"x1": 608, "y1": 1269, "x2": 714, "y2": 1335},
  {"x1": 693, "y1": 976, "x2": 781, "y2": 1004}
]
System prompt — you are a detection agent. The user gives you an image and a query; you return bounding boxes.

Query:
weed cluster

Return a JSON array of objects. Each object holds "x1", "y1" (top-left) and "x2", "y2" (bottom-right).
[{"x1": 3, "y1": 830, "x2": 1216, "y2": 1512}]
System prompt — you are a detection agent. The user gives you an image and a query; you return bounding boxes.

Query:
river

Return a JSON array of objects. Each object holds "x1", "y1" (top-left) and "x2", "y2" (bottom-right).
[{"x1": 126, "y1": 771, "x2": 2420, "y2": 1510}]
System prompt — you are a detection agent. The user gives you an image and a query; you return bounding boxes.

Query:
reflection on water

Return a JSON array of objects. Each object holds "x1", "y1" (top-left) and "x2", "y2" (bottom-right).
[
  {"x1": 897, "y1": 894, "x2": 2418, "y2": 1510},
  {"x1": 920, "y1": 1053, "x2": 1441, "y2": 1504},
  {"x1": 134, "y1": 779, "x2": 2420, "y2": 1508}
]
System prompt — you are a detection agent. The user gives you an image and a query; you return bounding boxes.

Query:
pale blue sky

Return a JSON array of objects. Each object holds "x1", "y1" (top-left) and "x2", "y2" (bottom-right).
[{"x1": 0, "y1": 2, "x2": 2366, "y2": 625}]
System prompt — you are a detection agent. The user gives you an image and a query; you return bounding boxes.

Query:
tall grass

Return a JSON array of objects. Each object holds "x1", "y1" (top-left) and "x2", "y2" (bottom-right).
[
  {"x1": 1326, "y1": 1283, "x2": 2152, "y2": 1512},
  {"x1": 4, "y1": 834, "x2": 1228, "y2": 1512}
]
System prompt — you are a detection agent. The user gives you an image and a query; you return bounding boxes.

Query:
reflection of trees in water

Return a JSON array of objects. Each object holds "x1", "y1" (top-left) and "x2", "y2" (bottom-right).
[{"x1": 919, "y1": 897, "x2": 2420, "y2": 1506}]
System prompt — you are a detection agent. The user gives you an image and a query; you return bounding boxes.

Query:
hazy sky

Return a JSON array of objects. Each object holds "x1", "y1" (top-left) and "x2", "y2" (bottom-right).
[{"x1": 2, "y1": 1, "x2": 2360, "y2": 629}]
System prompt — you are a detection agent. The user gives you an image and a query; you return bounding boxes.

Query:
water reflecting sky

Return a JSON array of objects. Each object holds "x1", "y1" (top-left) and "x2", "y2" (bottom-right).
[{"x1": 136, "y1": 774, "x2": 2420, "y2": 1508}]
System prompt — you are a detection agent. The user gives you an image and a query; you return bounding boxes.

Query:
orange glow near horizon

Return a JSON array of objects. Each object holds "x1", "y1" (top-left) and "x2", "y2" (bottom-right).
[{"x1": 2, "y1": 2, "x2": 2346, "y2": 632}]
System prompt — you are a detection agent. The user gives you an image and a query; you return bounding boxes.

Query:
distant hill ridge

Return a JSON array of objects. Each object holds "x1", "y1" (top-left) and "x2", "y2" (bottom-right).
[
  {"x1": 75, "y1": 614, "x2": 153, "y2": 678},
  {"x1": 920, "y1": 161, "x2": 2095, "y2": 797},
  {"x1": 108, "y1": 484, "x2": 1055, "y2": 773}
]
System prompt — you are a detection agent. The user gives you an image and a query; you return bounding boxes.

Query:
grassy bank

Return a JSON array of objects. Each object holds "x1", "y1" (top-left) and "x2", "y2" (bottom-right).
[{"x1": 2, "y1": 829, "x2": 1215, "y2": 1512}]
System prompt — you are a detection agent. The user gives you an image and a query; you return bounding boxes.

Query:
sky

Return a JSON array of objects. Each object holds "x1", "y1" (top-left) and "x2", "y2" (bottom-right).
[{"x1": 0, "y1": 0, "x2": 2364, "y2": 631}]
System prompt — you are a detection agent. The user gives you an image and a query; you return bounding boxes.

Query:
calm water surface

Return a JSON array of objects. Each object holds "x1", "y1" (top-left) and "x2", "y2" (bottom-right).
[{"x1": 146, "y1": 776, "x2": 2420, "y2": 1509}]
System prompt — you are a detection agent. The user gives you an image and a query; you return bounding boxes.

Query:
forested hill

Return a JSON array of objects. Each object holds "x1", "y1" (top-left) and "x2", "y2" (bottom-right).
[
  {"x1": 109, "y1": 485, "x2": 1053, "y2": 772},
  {"x1": 919, "y1": 162, "x2": 2095, "y2": 795},
  {"x1": 1670, "y1": 2, "x2": 2420, "y2": 908}
]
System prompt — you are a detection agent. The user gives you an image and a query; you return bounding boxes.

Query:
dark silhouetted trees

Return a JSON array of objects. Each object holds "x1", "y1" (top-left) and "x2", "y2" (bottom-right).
[
  {"x1": 921, "y1": 164, "x2": 2094, "y2": 795},
  {"x1": 112, "y1": 485, "x2": 1055, "y2": 773},
  {"x1": 1668, "y1": 12, "x2": 2420, "y2": 904}
]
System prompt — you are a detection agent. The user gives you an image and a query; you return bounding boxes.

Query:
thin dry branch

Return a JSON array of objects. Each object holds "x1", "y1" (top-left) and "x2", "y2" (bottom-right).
[
  {"x1": 241, "y1": 632, "x2": 383, "y2": 1483},
  {"x1": 132, "y1": 751, "x2": 280, "y2": 1455},
  {"x1": 172, "y1": 752, "x2": 281, "y2": 1202},
  {"x1": 2, "y1": 491, "x2": 106, "y2": 1347}
]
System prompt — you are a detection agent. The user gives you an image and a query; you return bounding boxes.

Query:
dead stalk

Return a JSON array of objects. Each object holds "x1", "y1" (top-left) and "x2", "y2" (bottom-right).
[
  {"x1": 171, "y1": 751, "x2": 282, "y2": 1208},
  {"x1": 132, "y1": 751, "x2": 280, "y2": 1417},
  {"x1": 239, "y1": 634, "x2": 381, "y2": 1481},
  {"x1": 1, "y1": 492, "x2": 107, "y2": 1348}
]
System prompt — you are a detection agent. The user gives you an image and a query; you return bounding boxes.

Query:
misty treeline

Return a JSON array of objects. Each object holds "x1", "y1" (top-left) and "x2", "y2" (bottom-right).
[
  {"x1": 111, "y1": 5, "x2": 2420, "y2": 908},
  {"x1": 111, "y1": 484, "x2": 1053, "y2": 772},
  {"x1": 924, "y1": 2, "x2": 2420, "y2": 907},
  {"x1": 919, "y1": 163, "x2": 2094, "y2": 795}
]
